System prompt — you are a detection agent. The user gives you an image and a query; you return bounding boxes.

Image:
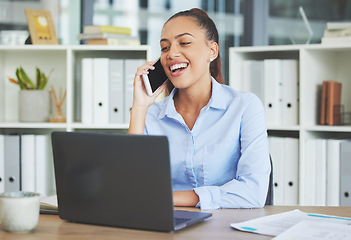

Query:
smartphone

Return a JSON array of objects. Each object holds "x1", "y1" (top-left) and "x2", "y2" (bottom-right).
[{"x1": 142, "y1": 59, "x2": 168, "y2": 96}]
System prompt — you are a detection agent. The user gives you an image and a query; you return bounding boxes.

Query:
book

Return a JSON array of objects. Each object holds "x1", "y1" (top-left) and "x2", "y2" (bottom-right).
[
  {"x1": 83, "y1": 25, "x2": 131, "y2": 35},
  {"x1": 321, "y1": 36, "x2": 351, "y2": 44},
  {"x1": 40, "y1": 195, "x2": 58, "y2": 214},
  {"x1": 320, "y1": 81, "x2": 327, "y2": 125},
  {"x1": 326, "y1": 21, "x2": 351, "y2": 30},
  {"x1": 77, "y1": 32, "x2": 137, "y2": 40},
  {"x1": 325, "y1": 80, "x2": 342, "y2": 125},
  {"x1": 87, "y1": 38, "x2": 140, "y2": 46},
  {"x1": 323, "y1": 28, "x2": 351, "y2": 38},
  {"x1": 320, "y1": 80, "x2": 342, "y2": 125}
]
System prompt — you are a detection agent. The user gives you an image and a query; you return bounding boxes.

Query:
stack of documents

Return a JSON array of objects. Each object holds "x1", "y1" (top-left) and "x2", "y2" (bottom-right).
[
  {"x1": 40, "y1": 195, "x2": 58, "y2": 214},
  {"x1": 231, "y1": 209, "x2": 351, "y2": 239}
]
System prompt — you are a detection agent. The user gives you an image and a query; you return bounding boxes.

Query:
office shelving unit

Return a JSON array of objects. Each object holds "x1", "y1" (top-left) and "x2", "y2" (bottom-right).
[
  {"x1": 0, "y1": 45, "x2": 151, "y2": 196},
  {"x1": 229, "y1": 43, "x2": 351, "y2": 205},
  {"x1": 0, "y1": 45, "x2": 151, "y2": 133}
]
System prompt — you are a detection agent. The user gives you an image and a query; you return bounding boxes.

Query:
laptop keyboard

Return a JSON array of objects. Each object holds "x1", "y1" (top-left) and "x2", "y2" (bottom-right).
[{"x1": 175, "y1": 217, "x2": 191, "y2": 225}]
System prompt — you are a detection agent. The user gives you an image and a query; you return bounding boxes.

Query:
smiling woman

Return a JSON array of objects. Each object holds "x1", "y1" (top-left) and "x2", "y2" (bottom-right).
[{"x1": 128, "y1": 8, "x2": 271, "y2": 210}]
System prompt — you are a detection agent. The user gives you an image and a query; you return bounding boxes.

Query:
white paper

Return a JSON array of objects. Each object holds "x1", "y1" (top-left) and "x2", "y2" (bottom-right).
[
  {"x1": 273, "y1": 220, "x2": 351, "y2": 240},
  {"x1": 40, "y1": 195, "x2": 58, "y2": 207},
  {"x1": 230, "y1": 209, "x2": 351, "y2": 236}
]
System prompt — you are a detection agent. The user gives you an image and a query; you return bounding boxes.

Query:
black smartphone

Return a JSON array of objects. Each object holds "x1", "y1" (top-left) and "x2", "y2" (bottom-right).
[{"x1": 142, "y1": 59, "x2": 168, "y2": 96}]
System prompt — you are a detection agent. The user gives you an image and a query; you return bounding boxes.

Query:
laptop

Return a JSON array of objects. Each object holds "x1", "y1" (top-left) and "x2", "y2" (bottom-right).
[{"x1": 51, "y1": 131, "x2": 212, "y2": 232}]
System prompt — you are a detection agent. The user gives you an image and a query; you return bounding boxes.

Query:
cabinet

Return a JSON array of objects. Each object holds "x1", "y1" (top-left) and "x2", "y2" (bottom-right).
[
  {"x1": 0, "y1": 45, "x2": 151, "y2": 132},
  {"x1": 0, "y1": 45, "x2": 150, "y2": 196},
  {"x1": 229, "y1": 44, "x2": 351, "y2": 206}
]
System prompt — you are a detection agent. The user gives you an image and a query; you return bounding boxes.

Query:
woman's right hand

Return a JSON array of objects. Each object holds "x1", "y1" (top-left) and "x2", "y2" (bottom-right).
[
  {"x1": 128, "y1": 61, "x2": 166, "y2": 134},
  {"x1": 132, "y1": 61, "x2": 166, "y2": 110}
]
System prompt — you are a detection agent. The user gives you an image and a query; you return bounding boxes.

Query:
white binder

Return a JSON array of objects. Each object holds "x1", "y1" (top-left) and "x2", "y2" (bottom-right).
[
  {"x1": 0, "y1": 56, "x2": 4, "y2": 122},
  {"x1": 109, "y1": 59, "x2": 124, "y2": 124},
  {"x1": 93, "y1": 58, "x2": 110, "y2": 125},
  {"x1": 242, "y1": 60, "x2": 264, "y2": 103},
  {"x1": 0, "y1": 134, "x2": 4, "y2": 193},
  {"x1": 269, "y1": 137, "x2": 285, "y2": 205},
  {"x1": 302, "y1": 139, "x2": 317, "y2": 206},
  {"x1": 21, "y1": 134, "x2": 36, "y2": 192},
  {"x1": 264, "y1": 59, "x2": 283, "y2": 126},
  {"x1": 4, "y1": 135, "x2": 20, "y2": 192},
  {"x1": 124, "y1": 59, "x2": 145, "y2": 124},
  {"x1": 81, "y1": 58, "x2": 94, "y2": 124},
  {"x1": 326, "y1": 139, "x2": 341, "y2": 206},
  {"x1": 283, "y1": 138, "x2": 299, "y2": 205},
  {"x1": 340, "y1": 140, "x2": 351, "y2": 206},
  {"x1": 315, "y1": 139, "x2": 327, "y2": 206},
  {"x1": 35, "y1": 135, "x2": 56, "y2": 197},
  {"x1": 281, "y1": 60, "x2": 299, "y2": 125}
]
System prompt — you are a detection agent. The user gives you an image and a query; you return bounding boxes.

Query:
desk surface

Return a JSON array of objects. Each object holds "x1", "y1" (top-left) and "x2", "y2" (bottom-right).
[{"x1": 1, "y1": 206, "x2": 351, "y2": 240}]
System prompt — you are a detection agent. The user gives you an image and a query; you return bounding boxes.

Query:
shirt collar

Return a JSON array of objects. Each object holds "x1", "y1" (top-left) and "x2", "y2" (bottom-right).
[
  {"x1": 209, "y1": 77, "x2": 227, "y2": 110},
  {"x1": 157, "y1": 77, "x2": 227, "y2": 120}
]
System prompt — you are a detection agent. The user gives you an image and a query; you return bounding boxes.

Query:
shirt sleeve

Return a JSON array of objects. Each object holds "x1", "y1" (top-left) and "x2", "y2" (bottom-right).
[{"x1": 194, "y1": 95, "x2": 271, "y2": 210}]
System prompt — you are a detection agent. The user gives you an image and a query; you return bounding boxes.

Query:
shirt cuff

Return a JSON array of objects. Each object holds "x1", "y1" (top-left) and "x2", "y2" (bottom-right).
[{"x1": 194, "y1": 186, "x2": 222, "y2": 210}]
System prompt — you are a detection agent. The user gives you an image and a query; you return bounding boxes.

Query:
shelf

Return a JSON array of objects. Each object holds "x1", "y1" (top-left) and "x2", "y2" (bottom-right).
[
  {"x1": 267, "y1": 126, "x2": 301, "y2": 131},
  {"x1": 0, "y1": 44, "x2": 151, "y2": 52},
  {"x1": 304, "y1": 125, "x2": 351, "y2": 132},
  {"x1": 230, "y1": 44, "x2": 351, "y2": 207},
  {"x1": 70, "y1": 123, "x2": 129, "y2": 130},
  {"x1": 0, "y1": 122, "x2": 67, "y2": 129},
  {"x1": 0, "y1": 45, "x2": 150, "y2": 128},
  {"x1": 230, "y1": 43, "x2": 351, "y2": 53}
]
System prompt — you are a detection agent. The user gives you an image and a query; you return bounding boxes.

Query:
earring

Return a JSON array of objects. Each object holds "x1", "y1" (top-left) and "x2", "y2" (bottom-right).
[{"x1": 209, "y1": 57, "x2": 213, "y2": 62}]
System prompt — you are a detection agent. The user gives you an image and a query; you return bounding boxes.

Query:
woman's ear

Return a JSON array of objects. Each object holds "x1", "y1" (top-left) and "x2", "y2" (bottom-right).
[{"x1": 209, "y1": 41, "x2": 219, "y2": 61}]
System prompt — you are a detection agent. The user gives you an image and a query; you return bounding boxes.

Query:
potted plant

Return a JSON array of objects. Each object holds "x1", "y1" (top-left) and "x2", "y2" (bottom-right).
[{"x1": 8, "y1": 67, "x2": 52, "y2": 122}]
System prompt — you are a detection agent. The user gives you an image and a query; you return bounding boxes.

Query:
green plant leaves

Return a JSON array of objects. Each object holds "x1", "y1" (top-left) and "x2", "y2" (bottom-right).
[
  {"x1": 11, "y1": 66, "x2": 50, "y2": 90},
  {"x1": 36, "y1": 67, "x2": 48, "y2": 90}
]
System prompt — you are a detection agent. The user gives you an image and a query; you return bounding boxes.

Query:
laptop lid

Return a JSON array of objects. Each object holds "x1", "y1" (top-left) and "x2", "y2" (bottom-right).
[{"x1": 51, "y1": 131, "x2": 211, "y2": 232}]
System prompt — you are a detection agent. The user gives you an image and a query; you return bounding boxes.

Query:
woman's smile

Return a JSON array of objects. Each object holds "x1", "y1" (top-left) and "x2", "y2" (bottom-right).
[{"x1": 169, "y1": 62, "x2": 189, "y2": 77}]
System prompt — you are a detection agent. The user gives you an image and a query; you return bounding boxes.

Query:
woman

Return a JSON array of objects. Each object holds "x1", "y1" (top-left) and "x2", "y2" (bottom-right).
[{"x1": 129, "y1": 8, "x2": 270, "y2": 210}]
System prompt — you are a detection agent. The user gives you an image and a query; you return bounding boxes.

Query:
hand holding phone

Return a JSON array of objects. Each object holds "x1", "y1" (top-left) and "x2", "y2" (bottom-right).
[{"x1": 142, "y1": 59, "x2": 168, "y2": 96}]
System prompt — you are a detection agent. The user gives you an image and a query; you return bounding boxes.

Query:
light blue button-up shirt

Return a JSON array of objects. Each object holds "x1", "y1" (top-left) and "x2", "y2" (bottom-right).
[{"x1": 145, "y1": 77, "x2": 270, "y2": 210}]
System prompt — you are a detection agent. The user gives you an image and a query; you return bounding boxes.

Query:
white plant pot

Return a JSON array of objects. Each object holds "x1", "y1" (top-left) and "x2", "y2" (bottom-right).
[{"x1": 18, "y1": 90, "x2": 50, "y2": 122}]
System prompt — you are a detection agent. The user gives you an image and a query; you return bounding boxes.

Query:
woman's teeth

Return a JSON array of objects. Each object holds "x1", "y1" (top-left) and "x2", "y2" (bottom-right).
[{"x1": 170, "y1": 63, "x2": 188, "y2": 72}]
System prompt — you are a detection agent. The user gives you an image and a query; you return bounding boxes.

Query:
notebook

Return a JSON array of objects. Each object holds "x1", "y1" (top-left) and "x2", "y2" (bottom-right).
[{"x1": 51, "y1": 131, "x2": 212, "y2": 232}]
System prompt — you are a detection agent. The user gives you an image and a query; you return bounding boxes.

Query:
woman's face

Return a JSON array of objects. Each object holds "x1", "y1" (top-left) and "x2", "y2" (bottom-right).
[{"x1": 160, "y1": 16, "x2": 217, "y2": 90}]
